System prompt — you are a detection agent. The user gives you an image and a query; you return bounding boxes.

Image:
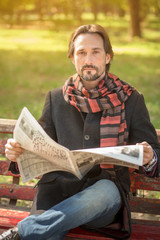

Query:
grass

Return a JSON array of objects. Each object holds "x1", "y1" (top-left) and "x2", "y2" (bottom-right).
[{"x1": 0, "y1": 14, "x2": 159, "y2": 126}]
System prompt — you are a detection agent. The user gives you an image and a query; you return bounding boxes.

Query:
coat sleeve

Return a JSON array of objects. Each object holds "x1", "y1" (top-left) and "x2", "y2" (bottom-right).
[{"x1": 126, "y1": 92, "x2": 160, "y2": 177}]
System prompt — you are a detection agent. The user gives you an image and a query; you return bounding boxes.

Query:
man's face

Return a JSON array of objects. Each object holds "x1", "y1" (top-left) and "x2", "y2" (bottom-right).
[{"x1": 71, "y1": 33, "x2": 110, "y2": 86}]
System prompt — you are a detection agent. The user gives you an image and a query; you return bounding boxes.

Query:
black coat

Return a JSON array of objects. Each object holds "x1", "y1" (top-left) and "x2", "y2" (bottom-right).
[
  {"x1": 9, "y1": 86, "x2": 159, "y2": 239},
  {"x1": 28, "y1": 87, "x2": 159, "y2": 239}
]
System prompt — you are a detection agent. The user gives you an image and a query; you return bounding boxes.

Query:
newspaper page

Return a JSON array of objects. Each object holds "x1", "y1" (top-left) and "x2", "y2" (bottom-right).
[
  {"x1": 72, "y1": 145, "x2": 143, "y2": 176},
  {"x1": 14, "y1": 107, "x2": 143, "y2": 183},
  {"x1": 14, "y1": 107, "x2": 82, "y2": 183}
]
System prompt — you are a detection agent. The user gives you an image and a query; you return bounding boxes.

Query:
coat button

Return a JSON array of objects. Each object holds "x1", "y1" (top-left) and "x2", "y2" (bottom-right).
[{"x1": 84, "y1": 135, "x2": 90, "y2": 140}]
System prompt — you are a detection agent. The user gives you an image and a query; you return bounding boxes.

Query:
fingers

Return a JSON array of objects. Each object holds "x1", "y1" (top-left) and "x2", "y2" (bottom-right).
[
  {"x1": 136, "y1": 141, "x2": 154, "y2": 165},
  {"x1": 5, "y1": 138, "x2": 24, "y2": 162}
]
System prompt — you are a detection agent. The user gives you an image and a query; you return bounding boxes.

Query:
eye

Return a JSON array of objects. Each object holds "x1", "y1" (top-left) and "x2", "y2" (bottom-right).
[
  {"x1": 78, "y1": 51, "x2": 85, "y2": 55},
  {"x1": 93, "y1": 50, "x2": 100, "y2": 54}
]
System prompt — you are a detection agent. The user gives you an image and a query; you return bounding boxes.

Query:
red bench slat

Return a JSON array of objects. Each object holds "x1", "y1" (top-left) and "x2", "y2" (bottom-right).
[
  {"x1": 0, "y1": 140, "x2": 7, "y2": 155},
  {"x1": 130, "y1": 196, "x2": 160, "y2": 214},
  {"x1": 0, "y1": 119, "x2": 17, "y2": 134},
  {"x1": 130, "y1": 173, "x2": 160, "y2": 191},
  {"x1": 0, "y1": 209, "x2": 29, "y2": 228},
  {"x1": 0, "y1": 161, "x2": 20, "y2": 177},
  {"x1": 0, "y1": 183, "x2": 36, "y2": 201}
]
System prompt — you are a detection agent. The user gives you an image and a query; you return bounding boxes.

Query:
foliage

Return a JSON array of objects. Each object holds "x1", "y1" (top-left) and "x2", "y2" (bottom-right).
[
  {"x1": 0, "y1": 0, "x2": 159, "y2": 24},
  {"x1": 0, "y1": 0, "x2": 159, "y2": 39}
]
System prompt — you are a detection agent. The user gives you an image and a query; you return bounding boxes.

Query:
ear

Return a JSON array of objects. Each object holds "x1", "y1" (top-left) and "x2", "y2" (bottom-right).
[
  {"x1": 105, "y1": 54, "x2": 111, "y2": 64},
  {"x1": 70, "y1": 55, "x2": 75, "y2": 65}
]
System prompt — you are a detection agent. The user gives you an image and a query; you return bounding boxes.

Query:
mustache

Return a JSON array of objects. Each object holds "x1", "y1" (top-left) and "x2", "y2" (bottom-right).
[{"x1": 81, "y1": 64, "x2": 98, "y2": 71}]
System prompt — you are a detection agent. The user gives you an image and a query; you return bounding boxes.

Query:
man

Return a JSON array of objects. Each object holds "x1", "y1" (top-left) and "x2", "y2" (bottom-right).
[{"x1": 1, "y1": 24, "x2": 160, "y2": 240}]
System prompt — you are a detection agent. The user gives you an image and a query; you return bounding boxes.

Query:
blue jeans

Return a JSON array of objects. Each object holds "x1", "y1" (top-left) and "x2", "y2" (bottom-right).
[{"x1": 18, "y1": 179, "x2": 121, "y2": 240}]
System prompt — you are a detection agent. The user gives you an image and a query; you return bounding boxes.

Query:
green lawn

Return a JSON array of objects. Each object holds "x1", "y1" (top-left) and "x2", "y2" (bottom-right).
[{"x1": 0, "y1": 15, "x2": 160, "y2": 128}]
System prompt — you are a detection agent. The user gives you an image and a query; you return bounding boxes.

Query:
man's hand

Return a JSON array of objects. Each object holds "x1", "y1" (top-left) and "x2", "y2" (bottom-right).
[
  {"x1": 5, "y1": 139, "x2": 24, "y2": 162},
  {"x1": 136, "y1": 141, "x2": 154, "y2": 165}
]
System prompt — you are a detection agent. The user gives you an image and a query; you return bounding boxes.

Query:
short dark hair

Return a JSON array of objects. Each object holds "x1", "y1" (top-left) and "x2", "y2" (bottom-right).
[{"x1": 68, "y1": 24, "x2": 114, "y2": 72}]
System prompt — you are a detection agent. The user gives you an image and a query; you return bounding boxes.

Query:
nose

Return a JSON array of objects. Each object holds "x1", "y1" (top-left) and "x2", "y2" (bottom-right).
[{"x1": 84, "y1": 52, "x2": 93, "y2": 65}]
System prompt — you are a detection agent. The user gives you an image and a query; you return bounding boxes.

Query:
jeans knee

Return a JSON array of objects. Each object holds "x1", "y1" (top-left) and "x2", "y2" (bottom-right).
[{"x1": 91, "y1": 179, "x2": 121, "y2": 206}]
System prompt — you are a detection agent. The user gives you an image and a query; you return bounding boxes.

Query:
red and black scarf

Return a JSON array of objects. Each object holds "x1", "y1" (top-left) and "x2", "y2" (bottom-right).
[{"x1": 63, "y1": 72, "x2": 134, "y2": 148}]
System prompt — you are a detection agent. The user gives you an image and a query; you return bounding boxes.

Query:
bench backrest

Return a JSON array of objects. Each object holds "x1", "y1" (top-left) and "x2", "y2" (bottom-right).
[
  {"x1": 0, "y1": 119, "x2": 36, "y2": 207},
  {"x1": 0, "y1": 119, "x2": 160, "y2": 225}
]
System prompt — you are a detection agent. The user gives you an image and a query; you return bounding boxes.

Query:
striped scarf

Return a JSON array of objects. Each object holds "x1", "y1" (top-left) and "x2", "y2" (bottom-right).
[{"x1": 63, "y1": 72, "x2": 134, "y2": 148}]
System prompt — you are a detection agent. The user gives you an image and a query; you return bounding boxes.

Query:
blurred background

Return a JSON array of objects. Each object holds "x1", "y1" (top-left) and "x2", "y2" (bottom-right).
[{"x1": 0, "y1": 0, "x2": 159, "y2": 128}]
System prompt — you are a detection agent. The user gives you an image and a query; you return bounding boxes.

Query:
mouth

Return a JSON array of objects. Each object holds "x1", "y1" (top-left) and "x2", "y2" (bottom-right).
[
  {"x1": 82, "y1": 65, "x2": 97, "y2": 72},
  {"x1": 83, "y1": 68, "x2": 96, "y2": 71}
]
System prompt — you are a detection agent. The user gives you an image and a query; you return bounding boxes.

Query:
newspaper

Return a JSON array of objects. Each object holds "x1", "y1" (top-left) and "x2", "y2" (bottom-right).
[{"x1": 14, "y1": 107, "x2": 143, "y2": 183}]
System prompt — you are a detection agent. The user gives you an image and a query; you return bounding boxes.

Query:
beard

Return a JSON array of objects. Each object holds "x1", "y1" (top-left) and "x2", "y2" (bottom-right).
[{"x1": 80, "y1": 64, "x2": 101, "y2": 81}]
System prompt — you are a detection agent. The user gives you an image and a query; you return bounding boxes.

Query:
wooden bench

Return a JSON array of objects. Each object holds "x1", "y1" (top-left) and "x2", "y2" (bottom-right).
[{"x1": 0, "y1": 119, "x2": 160, "y2": 240}]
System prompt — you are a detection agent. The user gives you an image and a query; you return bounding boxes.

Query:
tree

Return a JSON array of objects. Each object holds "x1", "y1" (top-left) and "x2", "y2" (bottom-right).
[{"x1": 128, "y1": 0, "x2": 141, "y2": 37}]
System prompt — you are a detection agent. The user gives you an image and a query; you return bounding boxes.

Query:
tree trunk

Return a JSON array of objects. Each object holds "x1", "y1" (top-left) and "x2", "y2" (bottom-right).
[{"x1": 128, "y1": 0, "x2": 141, "y2": 37}]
